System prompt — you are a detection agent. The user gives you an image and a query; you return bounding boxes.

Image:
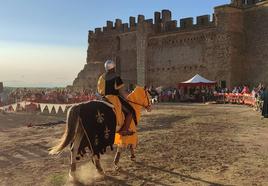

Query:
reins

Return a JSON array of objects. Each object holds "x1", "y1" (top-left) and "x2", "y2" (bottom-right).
[
  {"x1": 119, "y1": 88, "x2": 151, "y2": 109},
  {"x1": 126, "y1": 99, "x2": 146, "y2": 107}
]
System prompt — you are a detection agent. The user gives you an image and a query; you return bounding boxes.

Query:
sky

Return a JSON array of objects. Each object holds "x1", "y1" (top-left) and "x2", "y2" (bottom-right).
[{"x1": 0, "y1": 0, "x2": 229, "y2": 87}]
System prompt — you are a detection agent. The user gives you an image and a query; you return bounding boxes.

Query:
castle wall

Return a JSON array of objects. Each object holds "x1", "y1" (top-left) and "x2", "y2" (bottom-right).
[
  {"x1": 72, "y1": 62, "x2": 104, "y2": 90},
  {"x1": 244, "y1": 2, "x2": 268, "y2": 86},
  {"x1": 82, "y1": 22, "x2": 138, "y2": 89},
  {"x1": 147, "y1": 28, "x2": 232, "y2": 88},
  {"x1": 87, "y1": 33, "x2": 120, "y2": 63},
  {"x1": 72, "y1": 0, "x2": 268, "y2": 91},
  {"x1": 117, "y1": 32, "x2": 137, "y2": 86}
]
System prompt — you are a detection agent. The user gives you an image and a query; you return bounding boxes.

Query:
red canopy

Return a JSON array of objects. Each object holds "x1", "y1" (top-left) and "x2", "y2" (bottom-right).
[{"x1": 178, "y1": 74, "x2": 216, "y2": 87}]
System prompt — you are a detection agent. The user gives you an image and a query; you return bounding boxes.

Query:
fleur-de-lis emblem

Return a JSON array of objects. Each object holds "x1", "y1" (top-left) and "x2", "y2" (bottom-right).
[
  {"x1": 96, "y1": 110, "x2": 104, "y2": 124},
  {"x1": 95, "y1": 135, "x2": 99, "y2": 146},
  {"x1": 104, "y1": 126, "x2": 110, "y2": 139}
]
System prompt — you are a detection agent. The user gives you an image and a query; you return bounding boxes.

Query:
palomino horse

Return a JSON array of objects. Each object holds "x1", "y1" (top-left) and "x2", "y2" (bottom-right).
[
  {"x1": 113, "y1": 87, "x2": 152, "y2": 169},
  {"x1": 49, "y1": 86, "x2": 151, "y2": 180}
]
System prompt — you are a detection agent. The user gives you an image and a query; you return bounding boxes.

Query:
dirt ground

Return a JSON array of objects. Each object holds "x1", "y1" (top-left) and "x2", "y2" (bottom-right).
[{"x1": 1, "y1": 103, "x2": 268, "y2": 186}]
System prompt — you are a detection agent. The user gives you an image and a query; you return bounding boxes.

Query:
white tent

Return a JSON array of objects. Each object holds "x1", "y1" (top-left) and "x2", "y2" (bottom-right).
[{"x1": 179, "y1": 74, "x2": 216, "y2": 86}]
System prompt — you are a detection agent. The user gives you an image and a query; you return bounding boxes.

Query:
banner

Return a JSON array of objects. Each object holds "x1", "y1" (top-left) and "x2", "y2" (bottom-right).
[
  {"x1": 47, "y1": 104, "x2": 54, "y2": 113},
  {"x1": 39, "y1": 104, "x2": 47, "y2": 113},
  {"x1": 11, "y1": 104, "x2": 17, "y2": 111},
  {"x1": 19, "y1": 101, "x2": 26, "y2": 109},
  {"x1": 60, "y1": 104, "x2": 67, "y2": 113},
  {"x1": 1, "y1": 101, "x2": 86, "y2": 113},
  {"x1": 54, "y1": 104, "x2": 60, "y2": 114}
]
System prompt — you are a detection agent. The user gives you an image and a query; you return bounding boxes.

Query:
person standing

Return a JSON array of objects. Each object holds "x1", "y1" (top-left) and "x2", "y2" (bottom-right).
[{"x1": 262, "y1": 86, "x2": 268, "y2": 118}]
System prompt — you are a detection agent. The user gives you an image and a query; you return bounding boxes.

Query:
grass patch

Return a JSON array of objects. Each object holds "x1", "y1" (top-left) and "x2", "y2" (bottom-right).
[{"x1": 48, "y1": 173, "x2": 66, "y2": 186}]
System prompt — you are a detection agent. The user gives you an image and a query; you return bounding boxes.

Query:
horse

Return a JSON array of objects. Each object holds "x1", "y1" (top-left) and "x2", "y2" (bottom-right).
[
  {"x1": 113, "y1": 88, "x2": 152, "y2": 169},
  {"x1": 49, "y1": 86, "x2": 151, "y2": 180}
]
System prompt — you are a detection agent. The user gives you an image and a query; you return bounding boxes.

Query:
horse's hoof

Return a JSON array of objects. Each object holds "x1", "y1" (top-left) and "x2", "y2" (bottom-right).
[
  {"x1": 69, "y1": 172, "x2": 76, "y2": 182},
  {"x1": 97, "y1": 169, "x2": 106, "y2": 176},
  {"x1": 130, "y1": 155, "x2": 136, "y2": 161},
  {"x1": 96, "y1": 166, "x2": 105, "y2": 175},
  {"x1": 114, "y1": 164, "x2": 121, "y2": 171}
]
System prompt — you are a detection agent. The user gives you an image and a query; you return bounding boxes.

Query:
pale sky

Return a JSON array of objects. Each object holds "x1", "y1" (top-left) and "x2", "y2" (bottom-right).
[
  {"x1": 0, "y1": 41, "x2": 85, "y2": 87},
  {"x1": 0, "y1": 0, "x2": 229, "y2": 87}
]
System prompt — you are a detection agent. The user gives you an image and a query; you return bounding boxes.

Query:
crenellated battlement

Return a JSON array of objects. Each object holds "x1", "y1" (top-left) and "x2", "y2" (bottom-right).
[
  {"x1": 230, "y1": 0, "x2": 267, "y2": 8},
  {"x1": 88, "y1": 10, "x2": 215, "y2": 36}
]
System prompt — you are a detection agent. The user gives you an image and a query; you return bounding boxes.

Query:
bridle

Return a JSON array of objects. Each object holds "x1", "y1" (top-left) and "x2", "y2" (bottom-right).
[{"x1": 121, "y1": 88, "x2": 151, "y2": 109}]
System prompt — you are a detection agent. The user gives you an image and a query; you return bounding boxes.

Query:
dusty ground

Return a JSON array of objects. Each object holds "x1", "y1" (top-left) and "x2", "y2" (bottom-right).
[{"x1": 0, "y1": 103, "x2": 268, "y2": 186}]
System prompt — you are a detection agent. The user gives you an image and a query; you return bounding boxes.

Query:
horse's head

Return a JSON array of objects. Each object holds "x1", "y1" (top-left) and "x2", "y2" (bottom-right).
[{"x1": 129, "y1": 86, "x2": 152, "y2": 112}]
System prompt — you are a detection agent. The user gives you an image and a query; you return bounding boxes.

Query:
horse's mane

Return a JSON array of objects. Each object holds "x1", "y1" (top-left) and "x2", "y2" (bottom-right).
[{"x1": 127, "y1": 86, "x2": 145, "y2": 103}]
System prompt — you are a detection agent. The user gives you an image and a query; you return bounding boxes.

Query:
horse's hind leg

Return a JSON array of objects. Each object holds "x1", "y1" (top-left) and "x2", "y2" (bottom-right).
[{"x1": 69, "y1": 125, "x2": 83, "y2": 181}]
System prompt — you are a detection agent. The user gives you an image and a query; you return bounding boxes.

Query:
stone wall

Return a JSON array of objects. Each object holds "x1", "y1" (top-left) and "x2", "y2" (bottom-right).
[
  {"x1": 72, "y1": 62, "x2": 104, "y2": 90},
  {"x1": 244, "y1": 1, "x2": 268, "y2": 86},
  {"x1": 147, "y1": 29, "x2": 218, "y2": 87},
  {"x1": 78, "y1": 21, "x2": 138, "y2": 90},
  {"x1": 214, "y1": 5, "x2": 245, "y2": 88},
  {"x1": 116, "y1": 32, "x2": 137, "y2": 87}
]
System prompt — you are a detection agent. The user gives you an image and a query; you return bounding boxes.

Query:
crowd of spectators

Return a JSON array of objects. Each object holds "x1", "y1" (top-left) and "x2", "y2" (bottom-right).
[
  {"x1": 4, "y1": 88, "x2": 97, "y2": 105},
  {"x1": 148, "y1": 86, "x2": 214, "y2": 103},
  {"x1": 215, "y1": 83, "x2": 266, "y2": 98},
  {"x1": 1, "y1": 83, "x2": 266, "y2": 107},
  {"x1": 148, "y1": 83, "x2": 267, "y2": 104},
  {"x1": 214, "y1": 83, "x2": 267, "y2": 112},
  {"x1": 158, "y1": 88, "x2": 179, "y2": 102}
]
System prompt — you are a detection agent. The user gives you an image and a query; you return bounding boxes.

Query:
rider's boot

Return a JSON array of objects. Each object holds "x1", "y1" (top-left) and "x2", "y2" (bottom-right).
[{"x1": 120, "y1": 113, "x2": 134, "y2": 136}]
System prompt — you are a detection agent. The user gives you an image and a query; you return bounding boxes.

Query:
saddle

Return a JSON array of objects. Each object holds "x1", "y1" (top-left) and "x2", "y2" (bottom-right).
[
  {"x1": 92, "y1": 99, "x2": 114, "y2": 108},
  {"x1": 97, "y1": 96, "x2": 137, "y2": 131}
]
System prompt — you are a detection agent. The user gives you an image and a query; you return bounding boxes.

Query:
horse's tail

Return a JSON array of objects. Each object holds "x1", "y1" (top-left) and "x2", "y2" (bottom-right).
[{"x1": 49, "y1": 104, "x2": 80, "y2": 155}]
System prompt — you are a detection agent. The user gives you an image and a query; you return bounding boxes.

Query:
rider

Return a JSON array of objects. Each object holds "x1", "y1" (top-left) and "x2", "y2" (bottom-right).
[{"x1": 97, "y1": 59, "x2": 135, "y2": 136}]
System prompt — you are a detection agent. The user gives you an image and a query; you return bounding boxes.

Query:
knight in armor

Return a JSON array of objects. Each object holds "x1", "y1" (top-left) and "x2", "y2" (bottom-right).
[{"x1": 97, "y1": 60, "x2": 135, "y2": 136}]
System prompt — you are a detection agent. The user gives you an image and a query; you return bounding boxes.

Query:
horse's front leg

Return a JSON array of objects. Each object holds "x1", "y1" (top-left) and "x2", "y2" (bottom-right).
[
  {"x1": 69, "y1": 126, "x2": 83, "y2": 181},
  {"x1": 113, "y1": 146, "x2": 121, "y2": 170},
  {"x1": 93, "y1": 155, "x2": 105, "y2": 175}
]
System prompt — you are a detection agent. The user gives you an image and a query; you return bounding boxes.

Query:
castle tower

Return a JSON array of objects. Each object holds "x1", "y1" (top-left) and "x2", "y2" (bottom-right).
[
  {"x1": 243, "y1": 0, "x2": 268, "y2": 86},
  {"x1": 136, "y1": 15, "x2": 153, "y2": 86},
  {"x1": 214, "y1": 2, "x2": 245, "y2": 88}
]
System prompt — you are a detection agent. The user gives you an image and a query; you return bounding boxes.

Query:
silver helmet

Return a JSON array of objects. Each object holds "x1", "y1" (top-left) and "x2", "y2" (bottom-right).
[{"x1": 104, "y1": 60, "x2": 116, "y2": 71}]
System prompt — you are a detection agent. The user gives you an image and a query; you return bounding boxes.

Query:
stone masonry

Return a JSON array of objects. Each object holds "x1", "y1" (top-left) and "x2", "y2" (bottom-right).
[{"x1": 72, "y1": 0, "x2": 268, "y2": 90}]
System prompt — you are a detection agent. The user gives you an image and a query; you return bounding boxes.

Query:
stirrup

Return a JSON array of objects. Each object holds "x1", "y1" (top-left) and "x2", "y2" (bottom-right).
[{"x1": 120, "y1": 130, "x2": 135, "y2": 136}]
